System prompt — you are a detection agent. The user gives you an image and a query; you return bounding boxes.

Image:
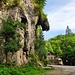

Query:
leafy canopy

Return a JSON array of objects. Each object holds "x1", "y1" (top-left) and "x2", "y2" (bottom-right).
[{"x1": 48, "y1": 32, "x2": 75, "y2": 65}]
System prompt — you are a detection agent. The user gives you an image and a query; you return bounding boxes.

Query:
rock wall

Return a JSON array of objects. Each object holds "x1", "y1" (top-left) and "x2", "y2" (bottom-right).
[{"x1": 0, "y1": 0, "x2": 49, "y2": 65}]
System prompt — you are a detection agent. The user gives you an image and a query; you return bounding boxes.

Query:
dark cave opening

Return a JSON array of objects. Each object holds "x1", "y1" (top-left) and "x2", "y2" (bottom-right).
[
  {"x1": 21, "y1": 17, "x2": 28, "y2": 59},
  {"x1": 21, "y1": 17, "x2": 27, "y2": 24},
  {"x1": 23, "y1": 48, "x2": 28, "y2": 59}
]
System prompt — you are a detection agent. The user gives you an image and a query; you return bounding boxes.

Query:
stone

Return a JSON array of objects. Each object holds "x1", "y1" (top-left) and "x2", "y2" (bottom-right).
[{"x1": 0, "y1": 0, "x2": 49, "y2": 65}]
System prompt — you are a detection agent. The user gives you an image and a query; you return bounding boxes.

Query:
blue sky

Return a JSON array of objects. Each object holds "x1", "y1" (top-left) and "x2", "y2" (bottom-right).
[{"x1": 43, "y1": 0, "x2": 75, "y2": 40}]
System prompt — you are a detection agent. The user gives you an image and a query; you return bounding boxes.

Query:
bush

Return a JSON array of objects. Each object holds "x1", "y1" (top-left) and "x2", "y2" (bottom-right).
[
  {"x1": 0, "y1": 61, "x2": 51, "y2": 75},
  {"x1": 0, "y1": 18, "x2": 25, "y2": 64},
  {"x1": 29, "y1": 53, "x2": 39, "y2": 66}
]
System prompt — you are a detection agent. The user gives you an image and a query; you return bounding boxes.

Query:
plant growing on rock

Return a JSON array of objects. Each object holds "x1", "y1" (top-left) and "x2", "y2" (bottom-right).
[
  {"x1": 0, "y1": 0, "x2": 20, "y2": 6},
  {"x1": 0, "y1": 18, "x2": 25, "y2": 64},
  {"x1": 35, "y1": 26, "x2": 48, "y2": 65}
]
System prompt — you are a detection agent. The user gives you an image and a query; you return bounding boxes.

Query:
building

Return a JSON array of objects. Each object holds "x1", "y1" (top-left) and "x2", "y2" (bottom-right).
[{"x1": 47, "y1": 52, "x2": 63, "y2": 65}]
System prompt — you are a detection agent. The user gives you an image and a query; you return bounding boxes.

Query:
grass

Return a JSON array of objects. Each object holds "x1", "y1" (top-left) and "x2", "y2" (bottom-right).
[{"x1": 0, "y1": 62, "x2": 53, "y2": 75}]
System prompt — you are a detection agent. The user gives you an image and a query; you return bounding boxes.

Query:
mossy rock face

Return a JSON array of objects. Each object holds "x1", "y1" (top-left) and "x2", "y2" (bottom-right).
[
  {"x1": 0, "y1": 0, "x2": 20, "y2": 7},
  {"x1": 0, "y1": 0, "x2": 50, "y2": 66}
]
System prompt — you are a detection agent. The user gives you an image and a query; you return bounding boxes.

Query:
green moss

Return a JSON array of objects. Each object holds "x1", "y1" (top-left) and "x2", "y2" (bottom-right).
[
  {"x1": 33, "y1": 0, "x2": 47, "y2": 20},
  {"x1": 31, "y1": 20, "x2": 35, "y2": 24},
  {"x1": 0, "y1": 0, "x2": 20, "y2": 6},
  {"x1": 13, "y1": 0, "x2": 20, "y2": 6},
  {"x1": 33, "y1": 0, "x2": 46, "y2": 12},
  {"x1": 41, "y1": 11, "x2": 47, "y2": 19}
]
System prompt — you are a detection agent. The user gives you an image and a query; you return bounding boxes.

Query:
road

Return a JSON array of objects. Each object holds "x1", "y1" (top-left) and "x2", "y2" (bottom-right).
[{"x1": 40, "y1": 65, "x2": 75, "y2": 75}]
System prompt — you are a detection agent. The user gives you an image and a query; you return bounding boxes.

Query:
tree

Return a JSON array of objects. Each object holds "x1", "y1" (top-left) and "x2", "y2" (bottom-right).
[
  {"x1": 35, "y1": 26, "x2": 47, "y2": 62},
  {"x1": 44, "y1": 40, "x2": 53, "y2": 53},
  {"x1": 60, "y1": 35, "x2": 75, "y2": 65},
  {"x1": 48, "y1": 33, "x2": 75, "y2": 65},
  {"x1": 48, "y1": 36, "x2": 63, "y2": 57}
]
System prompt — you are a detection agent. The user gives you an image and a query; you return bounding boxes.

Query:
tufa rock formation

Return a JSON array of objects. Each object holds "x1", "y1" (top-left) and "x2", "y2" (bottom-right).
[{"x1": 0, "y1": 0, "x2": 49, "y2": 65}]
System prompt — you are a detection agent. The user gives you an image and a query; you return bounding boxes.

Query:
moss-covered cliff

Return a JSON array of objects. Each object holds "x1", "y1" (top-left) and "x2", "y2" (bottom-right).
[{"x1": 0, "y1": 0, "x2": 49, "y2": 65}]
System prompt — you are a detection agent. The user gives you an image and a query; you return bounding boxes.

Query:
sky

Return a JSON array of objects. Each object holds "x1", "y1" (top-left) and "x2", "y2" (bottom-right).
[{"x1": 43, "y1": 0, "x2": 75, "y2": 40}]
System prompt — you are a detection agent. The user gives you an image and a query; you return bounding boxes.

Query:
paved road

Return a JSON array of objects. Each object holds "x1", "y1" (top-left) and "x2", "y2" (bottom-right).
[
  {"x1": 52, "y1": 65, "x2": 75, "y2": 75},
  {"x1": 40, "y1": 65, "x2": 75, "y2": 75}
]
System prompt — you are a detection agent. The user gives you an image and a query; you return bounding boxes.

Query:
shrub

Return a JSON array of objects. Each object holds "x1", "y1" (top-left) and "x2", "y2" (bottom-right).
[{"x1": 0, "y1": 18, "x2": 25, "y2": 64}]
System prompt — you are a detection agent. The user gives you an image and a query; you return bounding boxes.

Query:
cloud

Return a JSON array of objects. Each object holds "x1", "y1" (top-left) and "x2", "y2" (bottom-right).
[
  {"x1": 43, "y1": 0, "x2": 75, "y2": 39},
  {"x1": 47, "y1": 0, "x2": 75, "y2": 31}
]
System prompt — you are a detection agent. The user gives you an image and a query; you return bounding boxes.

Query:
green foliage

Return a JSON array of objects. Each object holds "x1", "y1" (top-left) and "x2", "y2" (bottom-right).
[
  {"x1": 35, "y1": 26, "x2": 45, "y2": 56},
  {"x1": 0, "y1": 62, "x2": 49, "y2": 75},
  {"x1": 29, "y1": 53, "x2": 39, "y2": 65},
  {"x1": 48, "y1": 33, "x2": 75, "y2": 65},
  {"x1": 34, "y1": 0, "x2": 46, "y2": 9},
  {"x1": 0, "y1": 0, "x2": 20, "y2": 6},
  {"x1": 49, "y1": 38, "x2": 63, "y2": 57},
  {"x1": 34, "y1": 0, "x2": 47, "y2": 20},
  {"x1": 13, "y1": 0, "x2": 20, "y2": 5},
  {"x1": 0, "y1": 18, "x2": 25, "y2": 63},
  {"x1": 60, "y1": 35, "x2": 75, "y2": 65},
  {"x1": 31, "y1": 20, "x2": 35, "y2": 24},
  {"x1": 3, "y1": 38, "x2": 21, "y2": 53},
  {"x1": 35, "y1": 26, "x2": 48, "y2": 65},
  {"x1": 35, "y1": 0, "x2": 46, "y2": 5},
  {"x1": 44, "y1": 40, "x2": 53, "y2": 53},
  {"x1": 14, "y1": 19, "x2": 26, "y2": 29},
  {"x1": 41, "y1": 11, "x2": 47, "y2": 19}
]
